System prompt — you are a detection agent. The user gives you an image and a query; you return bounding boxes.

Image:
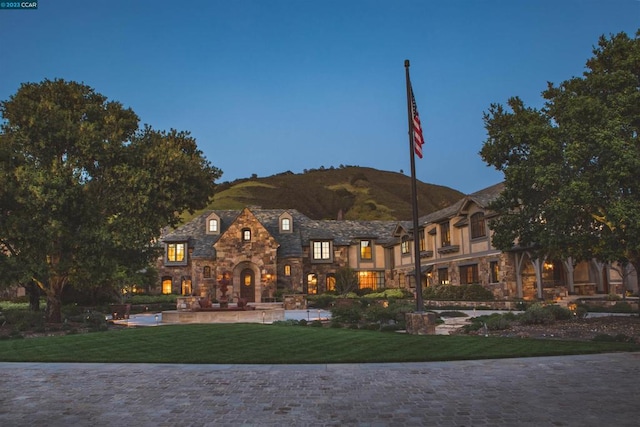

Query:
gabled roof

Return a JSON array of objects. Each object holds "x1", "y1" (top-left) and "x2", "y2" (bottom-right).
[
  {"x1": 160, "y1": 183, "x2": 504, "y2": 257},
  {"x1": 162, "y1": 208, "x2": 398, "y2": 259},
  {"x1": 416, "y1": 182, "x2": 504, "y2": 229}
]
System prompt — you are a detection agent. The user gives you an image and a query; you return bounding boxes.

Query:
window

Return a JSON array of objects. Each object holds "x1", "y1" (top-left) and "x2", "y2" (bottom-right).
[
  {"x1": 358, "y1": 271, "x2": 385, "y2": 290},
  {"x1": 470, "y1": 213, "x2": 486, "y2": 239},
  {"x1": 162, "y1": 277, "x2": 172, "y2": 294},
  {"x1": 401, "y1": 236, "x2": 410, "y2": 254},
  {"x1": 326, "y1": 274, "x2": 336, "y2": 291},
  {"x1": 438, "y1": 268, "x2": 449, "y2": 285},
  {"x1": 242, "y1": 228, "x2": 251, "y2": 241},
  {"x1": 460, "y1": 264, "x2": 479, "y2": 284},
  {"x1": 490, "y1": 261, "x2": 499, "y2": 283},
  {"x1": 181, "y1": 277, "x2": 192, "y2": 295},
  {"x1": 419, "y1": 229, "x2": 426, "y2": 251},
  {"x1": 203, "y1": 266, "x2": 211, "y2": 278},
  {"x1": 167, "y1": 243, "x2": 185, "y2": 262},
  {"x1": 307, "y1": 273, "x2": 318, "y2": 294},
  {"x1": 284, "y1": 264, "x2": 291, "y2": 276},
  {"x1": 208, "y1": 219, "x2": 218, "y2": 233},
  {"x1": 360, "y1": 240, "x2": 372, "y2": 260},
  {"x1": 440, "y1": 222, "x2": 451, "y2": 246},
  {"x1": 312, "y1": 241, "x2": 331, "y2": 260},
  {"x1": 281, "y1": 218, "x2": 290, "y2": 231}
]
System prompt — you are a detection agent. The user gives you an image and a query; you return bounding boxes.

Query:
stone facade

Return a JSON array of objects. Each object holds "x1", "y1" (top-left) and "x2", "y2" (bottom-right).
[{"x1": 157, "y1": 183, "x2": 639, "y2": 301}]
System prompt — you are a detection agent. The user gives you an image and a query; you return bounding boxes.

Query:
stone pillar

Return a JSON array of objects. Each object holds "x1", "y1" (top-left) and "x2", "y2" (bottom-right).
[{"x1": 405, "y1": 312, "x2": 436, "y2": 335}]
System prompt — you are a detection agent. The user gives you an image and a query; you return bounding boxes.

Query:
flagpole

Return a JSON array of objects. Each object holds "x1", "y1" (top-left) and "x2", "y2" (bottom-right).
[{"x1": 405, "y1": 59, "x2": 425, "y2": 312}]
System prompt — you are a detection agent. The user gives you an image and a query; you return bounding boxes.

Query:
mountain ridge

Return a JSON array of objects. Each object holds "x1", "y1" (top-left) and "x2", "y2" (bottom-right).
[{"x1": 194, "y1": 166, "x2": 464, "y2": 222}]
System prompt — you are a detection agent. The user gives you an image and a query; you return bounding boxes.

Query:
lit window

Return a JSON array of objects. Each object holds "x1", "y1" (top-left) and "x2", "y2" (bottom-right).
[
  {"x1": 490, "y1": 261, "x2": 499, "y2": 283},
  {"x1": 419, "y1": 229, "x2": 426, "y2": 251},
  {"x1": 181, "y1": 277, "x2": 192, "y2": 295},
  {"x1": 167, "y1": 243, "x2": 185, "y2": 262},
  {"x1": 438, "y1": 268, "x2": 449, "y2": 285},
  {"x1": 326, "y1": 274, "x2": 336, "y2": 291},
  {"x1": 312, "y1": 241, "x2": 331, "y2": 260},
  {"x1": 208, "y1": 219, "x2": 218, "y2": 233},
  {"x1": 284, "y1": 264, "x2": 291, "y2": 276},
  {"x1": 440, "y1": 222, "x2": 451, "y2": 246},
  {"x1": 471, "y1": 213, "x2": 486, "y2": 239},
  {"x1": 460, "y1": 264, "x2": 479, "y2": 284},
  {"x1": 357, "y1": 271, "x2": 384, "y2": 290},
  {"x1": 360, "y1": 240, "x2": 372, "y2": 260},
  {"x1": 242, "y1": 228, "x2": 251, "y2": 241},
  {"x1": 307, "y1": 273, "x2": 318, "y2": 294},
  {"x1": 282, "y1": 218, "x2": 290, "y2": 231},
  {"x1": 162, "y1": 277, "x2": 172, "y2": 294},
  {"x1": 401, "y1": 236, "x2": 410, "y2": 254}
]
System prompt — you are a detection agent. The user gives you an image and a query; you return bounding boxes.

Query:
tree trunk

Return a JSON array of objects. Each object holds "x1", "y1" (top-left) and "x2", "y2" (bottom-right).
[
  {"x1": 42, "y1": 278, "x2": 66, "y2": 323},
  {"x1": 25, "y1": 281, "x2": 40, "y2": 312},
  {"x1": 631, "y1": 260, "x2": 640, "y2": 318}
]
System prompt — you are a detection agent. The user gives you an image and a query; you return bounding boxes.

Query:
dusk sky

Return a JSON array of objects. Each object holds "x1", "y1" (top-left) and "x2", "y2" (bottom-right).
[{"x1": 1, "y1": 1, "x2": 638, "y2": 194}]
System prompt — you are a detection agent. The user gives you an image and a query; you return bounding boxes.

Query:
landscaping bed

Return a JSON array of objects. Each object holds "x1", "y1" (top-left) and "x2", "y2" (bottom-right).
[{"x1": 456, "y1": 315, "x2": 640, "y2": 343}]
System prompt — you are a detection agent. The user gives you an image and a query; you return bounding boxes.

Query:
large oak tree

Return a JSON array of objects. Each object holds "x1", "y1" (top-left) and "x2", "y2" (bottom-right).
[
  {"x1": 480, "y1": 30, "x2": 640, "y2": 297},
  {"x1": 0, "y1": 79, "x2": 221, "y2": 322}
]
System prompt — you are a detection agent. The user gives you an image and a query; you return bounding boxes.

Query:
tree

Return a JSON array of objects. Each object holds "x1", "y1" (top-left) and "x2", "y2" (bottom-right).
[
  {"x1": 0, "y1": 79, "x2": 222, "y2": 322},
  {"x1": 334, "y1": 266, "x2": 359, "y2": 295},
  {"x1": 480, "y1": 30, "x2": 640, "y2": 298}
]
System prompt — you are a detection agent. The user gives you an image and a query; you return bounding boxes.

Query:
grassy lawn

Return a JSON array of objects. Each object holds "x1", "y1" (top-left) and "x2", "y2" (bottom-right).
[{"x1": 0, "y1": 324, "x2": 638, "y2": 364}]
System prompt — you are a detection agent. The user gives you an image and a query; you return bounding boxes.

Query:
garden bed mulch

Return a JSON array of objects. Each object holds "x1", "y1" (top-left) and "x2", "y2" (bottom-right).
[{"x1": 457, "y1": 315, "x2": 640, "y2": 343}]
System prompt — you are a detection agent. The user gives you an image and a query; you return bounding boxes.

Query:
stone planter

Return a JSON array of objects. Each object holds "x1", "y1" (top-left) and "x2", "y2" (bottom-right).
[{"x1": 405, "y1": 312, "x2": 436, "y2": 335}]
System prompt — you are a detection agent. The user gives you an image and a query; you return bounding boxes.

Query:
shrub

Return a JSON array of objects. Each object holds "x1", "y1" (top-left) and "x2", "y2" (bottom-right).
[
  {"x1": 2, "y1": 310, "x2": 45, "y2": 332},
  {"x1": 485, "y1": 315, "x2": 511, "y2": 331},
  {"x1": 309, "y1": 320, "x2": 323, "y2": 327},
  {"x1": 544, "y1": 304, "x2": 573, "y2": 321},
  {"x1": 438, "y1": 311, "x2": 468, "y2": 318},
  {"x1": 423, "y1": 284, "x2": 493, "y2": 301},
  {"x1": 330, "y1": 305, "x2": 363, "y2": 324},
  {"x1": 307, "y1": 294, "x2": 335, "y2": 309},
  {"x1": 462, "y1": 284, "x2": 494, "y2": 301},
  {"x1": 363, "y1": 289, "x2": 409, "y2": 299},
  {"x1": 518, "y1": 303, "x2": 556, "y2": 325},
  {"x1": 610, "y1": 301, "x2": 633, "y2": 313}
]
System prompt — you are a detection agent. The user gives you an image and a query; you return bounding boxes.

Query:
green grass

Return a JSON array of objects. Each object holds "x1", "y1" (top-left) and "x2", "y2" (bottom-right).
[{"x1": 0, "y1": 324, "x2": 637, "y2": 364}]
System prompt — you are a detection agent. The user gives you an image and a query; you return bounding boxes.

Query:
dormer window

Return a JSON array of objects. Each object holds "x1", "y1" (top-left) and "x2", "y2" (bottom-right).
[
  {"x1": 242, "y1": 228, "x2": 251, "y2": 241},
  {"x1": 279, "y1": 212, "x2": 293, "y2": 234},
  {"x1": 440, "y1": 221, "x2": 451, "y2": 247},
  {"x1": 470, "y1": 212, "x2": 486, "y2": 239},
  {"x1": 206, "y1": 212, "x2": 221, "y2": 235},
  {"x1": 360, "y1": 240, "x2": 372, "y2": 260}
]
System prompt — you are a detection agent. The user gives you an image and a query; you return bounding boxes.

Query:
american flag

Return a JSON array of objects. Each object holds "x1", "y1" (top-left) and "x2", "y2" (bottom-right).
[{"x1": 411, "y1": 86, "x2": 424, "y2": 159}]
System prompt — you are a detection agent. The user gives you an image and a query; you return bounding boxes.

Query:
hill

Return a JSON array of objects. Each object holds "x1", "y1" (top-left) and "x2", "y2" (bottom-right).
[{"x1": 202, "y1": 166, "x2": 463, "y2": 221}]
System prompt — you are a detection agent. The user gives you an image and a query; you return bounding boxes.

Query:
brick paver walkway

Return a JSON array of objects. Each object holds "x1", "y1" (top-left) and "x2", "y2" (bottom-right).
[{"x1": 1, "y1": 352, "x2": 638, "y2": 426}]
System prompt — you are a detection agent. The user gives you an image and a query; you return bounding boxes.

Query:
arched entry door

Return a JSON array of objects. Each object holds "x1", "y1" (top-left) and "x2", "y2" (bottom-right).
[{"x1": 240, "y1": 268, "x2": 255, "y2": 302}]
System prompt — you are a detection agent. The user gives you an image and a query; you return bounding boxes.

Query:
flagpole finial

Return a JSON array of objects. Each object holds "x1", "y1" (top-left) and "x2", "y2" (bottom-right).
[{"x1": 404, "y1": 59, "x2": 410, "y2": 67}]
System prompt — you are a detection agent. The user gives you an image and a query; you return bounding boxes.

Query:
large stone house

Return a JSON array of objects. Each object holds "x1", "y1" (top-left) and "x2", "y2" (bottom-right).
[
  {"x1": 158, "y1": 183, "x2": 638, "y2": 301},
  {"x1": 157, "y1": 207, "x2": 397, "y2": 302}
]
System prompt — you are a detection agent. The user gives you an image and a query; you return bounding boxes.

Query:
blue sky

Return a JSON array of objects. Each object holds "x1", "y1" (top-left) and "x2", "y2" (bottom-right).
[{"x1": 1, "y1": 1, "x2": 638, "y2": 194}]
